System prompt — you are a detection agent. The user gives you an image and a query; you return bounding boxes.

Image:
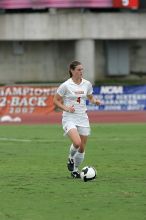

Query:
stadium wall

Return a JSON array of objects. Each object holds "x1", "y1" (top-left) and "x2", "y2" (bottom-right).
[
  {"x1": 0, "y1": 40, "x2": 146, "y2": 84},
  {"x1": 0, "y1": 12, "x2": 146, "y2": 40},
  {"x1": 0, "y1": 12, "x2": 146, "y2": 84}
]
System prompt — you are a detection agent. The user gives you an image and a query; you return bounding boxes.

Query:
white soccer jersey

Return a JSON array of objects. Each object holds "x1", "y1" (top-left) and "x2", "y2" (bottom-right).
[
  {"x1": 57, "y1": 78, "x2": 93, "y2": 115},
  {"x1": 57, "y1": 78, "x2": 93, "y2": 128}
]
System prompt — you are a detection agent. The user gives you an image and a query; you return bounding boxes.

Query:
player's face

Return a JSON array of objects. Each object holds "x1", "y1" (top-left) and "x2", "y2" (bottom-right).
[{"x1": 72, "y1": 65, "x2": 83, "y2": 79}]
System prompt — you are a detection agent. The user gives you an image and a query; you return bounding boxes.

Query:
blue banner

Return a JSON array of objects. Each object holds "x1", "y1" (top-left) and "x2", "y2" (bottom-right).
[{"x1": 87, "y1": 85, "x2": 146, "y2": 111}]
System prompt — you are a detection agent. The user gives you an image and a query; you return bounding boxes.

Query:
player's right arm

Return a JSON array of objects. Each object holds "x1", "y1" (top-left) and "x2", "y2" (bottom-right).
[{"x1": 53, "y1": 93, "x2": 75, "y2": 113}]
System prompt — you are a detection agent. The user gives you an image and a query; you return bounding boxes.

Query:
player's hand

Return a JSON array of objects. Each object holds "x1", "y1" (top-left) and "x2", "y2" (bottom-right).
[
  {"x1": 66, "y1": 105, "x2": 75, "y2": 113},
  {"x1": 94, "y1": 100, "x2": 101, "y2": 105}
]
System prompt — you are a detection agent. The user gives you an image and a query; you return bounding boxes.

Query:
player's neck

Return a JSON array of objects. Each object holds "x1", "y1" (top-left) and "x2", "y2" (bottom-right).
[{"x1": 72, "y1": 77, "x2": 82, "y2": 85}]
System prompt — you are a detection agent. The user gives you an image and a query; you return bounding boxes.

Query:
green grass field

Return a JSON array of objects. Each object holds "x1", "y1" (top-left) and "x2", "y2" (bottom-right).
[{"x1": 0, "y1": 123, "x2": 146, "y2": 220}]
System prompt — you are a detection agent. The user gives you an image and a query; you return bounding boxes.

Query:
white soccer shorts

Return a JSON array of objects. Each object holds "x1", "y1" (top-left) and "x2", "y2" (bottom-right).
[{"x1": 62, "y1": 121, "x2": 90, "y2": 136}]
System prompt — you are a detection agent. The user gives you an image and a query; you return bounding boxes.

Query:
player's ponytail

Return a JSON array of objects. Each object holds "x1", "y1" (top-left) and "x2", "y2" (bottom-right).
[{"x1": 69, "y1": 60, "x2": 81, "y2": 77}]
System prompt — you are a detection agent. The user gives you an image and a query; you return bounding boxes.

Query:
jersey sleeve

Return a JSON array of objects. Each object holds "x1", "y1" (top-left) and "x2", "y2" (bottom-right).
[
  {"x1": 56, "y1": 83, "x2": 66, "y2": 97},
  {"x1": 87, "y1": 81, "x2": 93, "y2": 95}
]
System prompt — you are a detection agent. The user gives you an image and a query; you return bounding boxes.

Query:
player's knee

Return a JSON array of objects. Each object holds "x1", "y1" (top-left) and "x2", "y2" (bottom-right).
[
  {"x1": 74, "y1": 142, "x2": 85, "y2": 153},
  {"x1": 74, "y1": 140, "x2": 82, "y2": 148}
]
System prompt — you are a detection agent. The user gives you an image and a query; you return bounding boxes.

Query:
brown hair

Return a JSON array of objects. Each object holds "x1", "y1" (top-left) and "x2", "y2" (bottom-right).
[{"x1": 68, "y1": 60, "x2": 81, "y2": 77}]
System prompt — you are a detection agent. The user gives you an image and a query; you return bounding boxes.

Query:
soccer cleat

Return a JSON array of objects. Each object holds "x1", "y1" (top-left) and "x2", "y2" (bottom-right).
[
  {"x1": 67, "y1": 158, "x2": 74, "y2": 171},
  {"x1": 71, "y1": 171, "x2": 81, "y2": 179}
]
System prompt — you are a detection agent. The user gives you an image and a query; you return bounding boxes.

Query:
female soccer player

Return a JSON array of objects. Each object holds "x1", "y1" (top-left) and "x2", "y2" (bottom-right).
[{"x1": 53, "y1": 60, "x2": 101, "y2": 178}]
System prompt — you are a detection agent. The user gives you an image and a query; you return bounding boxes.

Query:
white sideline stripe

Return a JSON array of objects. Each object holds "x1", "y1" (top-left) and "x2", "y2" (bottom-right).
[
  {"x1": 0, "y1": 137, "x2": 66, "y2": 143},
  {"x1": 0, "y1": 137, "x2": 51, "y2": 142},
  {"x1": 0, "y1": 137, "x2": 32, "y2": 142}
]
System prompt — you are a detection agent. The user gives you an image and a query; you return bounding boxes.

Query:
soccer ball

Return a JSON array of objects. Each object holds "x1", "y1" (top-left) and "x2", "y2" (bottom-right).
[{"x1": 80, "y1": 166, "x2": 97, "y2": 182}]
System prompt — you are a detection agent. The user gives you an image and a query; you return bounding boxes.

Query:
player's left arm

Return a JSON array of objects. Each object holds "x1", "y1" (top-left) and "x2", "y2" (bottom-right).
[{"x1": 87, "y1": 94, "x2": 101, "y2": 105}]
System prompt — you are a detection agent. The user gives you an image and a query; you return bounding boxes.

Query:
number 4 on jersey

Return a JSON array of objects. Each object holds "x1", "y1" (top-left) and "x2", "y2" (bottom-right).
[{"x1": 77, "y1": 97, "x2": 81, "y2": 104}]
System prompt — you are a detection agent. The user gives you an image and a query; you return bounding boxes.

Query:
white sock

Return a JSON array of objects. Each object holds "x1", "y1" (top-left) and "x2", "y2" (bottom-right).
[
  {"x1": 74, "y1": 151, "x2": 85, "y2": 172},
  {"x1": 69, "y1": 144, "x2": 78, "y2": 159}
]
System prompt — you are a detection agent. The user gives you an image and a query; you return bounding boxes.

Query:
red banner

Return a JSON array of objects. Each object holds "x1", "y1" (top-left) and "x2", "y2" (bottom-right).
[
  {"x1": 0, "y1": 0, "x2": 113, "y2": 9},
  {"x1": 113, "y1": 0, "x2": 139, "y2": 9},
  {"x1": 0, "y1": 86, "x2": 57, "y2": 122}
]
